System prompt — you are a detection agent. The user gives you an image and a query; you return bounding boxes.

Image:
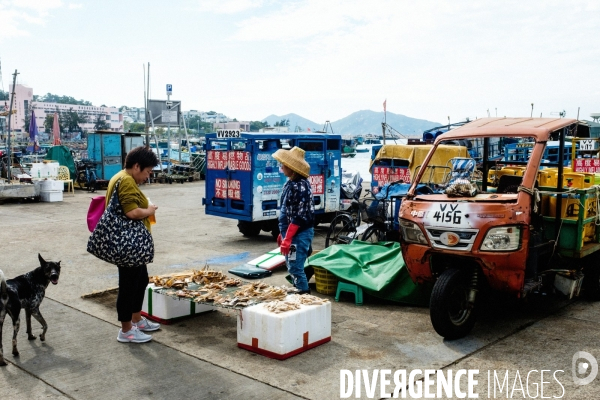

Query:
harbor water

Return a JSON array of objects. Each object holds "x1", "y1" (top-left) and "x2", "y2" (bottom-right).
[{"x1": 341, "y1": 145, "x2": 374, "y2": 182}]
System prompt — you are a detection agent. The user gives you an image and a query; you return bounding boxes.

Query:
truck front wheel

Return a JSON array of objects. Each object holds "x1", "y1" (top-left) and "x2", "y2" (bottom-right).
[
  {"x1": 430, "y1": 268, "x2": 477, "y2": 340},
  {"x1": 237, "y1": 221, "x2": 261, "y2": 237}
]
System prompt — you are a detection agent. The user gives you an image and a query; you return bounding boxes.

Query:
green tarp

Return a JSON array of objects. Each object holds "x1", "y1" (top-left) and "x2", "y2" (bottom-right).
[
  {"x1": 307, "y1": 241, "x2": 432, "y2": 306},
  {"x1": 45, "y1": 145, "x2": 76, "y2": 180}
]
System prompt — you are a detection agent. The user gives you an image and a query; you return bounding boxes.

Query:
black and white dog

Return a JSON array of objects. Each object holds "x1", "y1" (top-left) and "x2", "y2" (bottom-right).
[{"x1": 0, "y1": 254, "x2": 61, "y2": 366}]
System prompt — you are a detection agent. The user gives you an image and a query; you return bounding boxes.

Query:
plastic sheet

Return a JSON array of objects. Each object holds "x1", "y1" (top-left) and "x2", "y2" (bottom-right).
[{"x1": 307, "y1": 241, "x2": 432, "y2": 306}]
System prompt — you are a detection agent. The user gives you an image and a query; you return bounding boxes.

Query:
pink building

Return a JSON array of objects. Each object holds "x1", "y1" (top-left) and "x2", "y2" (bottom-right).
[{"x1": 4, "y1": 84, "x2": 122, "y2": 140}]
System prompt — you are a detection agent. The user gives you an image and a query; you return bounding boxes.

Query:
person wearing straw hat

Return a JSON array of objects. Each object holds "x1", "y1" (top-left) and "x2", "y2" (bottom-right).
[{"x1": 272, "y1": 146, "x2": 314, "y2": 294}]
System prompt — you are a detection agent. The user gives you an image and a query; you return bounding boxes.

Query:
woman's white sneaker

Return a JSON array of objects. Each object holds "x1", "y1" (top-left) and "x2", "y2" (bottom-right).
[
  {"x1": 134, "y1": 317, "x2": 161, "y2": 332},
  {"x1": 117, "y1": 325, "x2": 152, "y2": 343}
]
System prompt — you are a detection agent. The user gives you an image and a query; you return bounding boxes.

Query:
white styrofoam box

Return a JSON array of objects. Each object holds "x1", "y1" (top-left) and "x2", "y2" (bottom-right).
[
  {"x1": 249, "y1": 248, "x2": 286, "y2": 270},
  {"x1": 41, "y1": 180, "x2": 64, "y2": 191},
  {"x1": 237, "y1": 296, "x2": 331, "y2": 359},
  {"x1": 30, "y1": 163, "x2": 44, "y2": 179},
  {"x1": 43, "y1": 162, "x2": 60, "y2": 178},
  {"x1": 141, "y1": 284, "x2": 214, "y2": 323},
  {"x1": 554, "y1": 273, "x2": 583, "y2": 299},
  {"x1": 40, "y1": 190, "x2": 63, "y2": 202}
]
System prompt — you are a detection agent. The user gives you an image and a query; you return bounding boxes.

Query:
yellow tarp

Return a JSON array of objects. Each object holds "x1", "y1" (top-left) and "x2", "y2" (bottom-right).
[{"x1": 370, "y1": 144, "x2": 469, "y2": 184}]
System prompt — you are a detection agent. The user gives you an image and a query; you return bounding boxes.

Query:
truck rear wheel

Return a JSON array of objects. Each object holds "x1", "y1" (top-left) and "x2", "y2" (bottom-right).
[
  {"x1": 270, "y1": 226, "x2": 280, "y2": 239},
  {"x1": 430, "y1": 268, "x2": 477, "y2": 340},
  {"x1": 237, "y1": 221, "x2": 261, "y2": 237}
]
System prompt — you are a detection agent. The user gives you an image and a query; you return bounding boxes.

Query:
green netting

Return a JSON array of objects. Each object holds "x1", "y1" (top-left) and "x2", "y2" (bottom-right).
[
  {"x1": 45, "y1": 145, "x2": 76, "y2": 179},
  {"x1": 307, "y1": 241, "x2": 432, "y2": 306}
]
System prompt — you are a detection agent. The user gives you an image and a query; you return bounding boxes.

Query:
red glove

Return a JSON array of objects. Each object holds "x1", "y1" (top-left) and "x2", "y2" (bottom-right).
[
  {"x1": 280, "y1": 224, "x2": 299, "y2": 256},
  {"x1": 277, "y1": 234, "x2": 282, "y2": 246}
]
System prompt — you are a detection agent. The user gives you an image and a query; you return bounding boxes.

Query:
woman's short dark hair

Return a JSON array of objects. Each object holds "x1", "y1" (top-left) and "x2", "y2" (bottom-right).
[{"x1": 124, "y1": 146, "x2": 159, "y2": 170}]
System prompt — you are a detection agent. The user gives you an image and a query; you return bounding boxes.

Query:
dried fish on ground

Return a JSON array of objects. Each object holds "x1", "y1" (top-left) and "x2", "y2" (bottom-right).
[
  {"x1": 222, "y1": 277, "x2": 242, "y2": 286},
  {"x1": 264, "y1": 300, "x2": 301, "y2": 313},
  {"x1": 149, "y1": 266, "x2": 240, "y2": 289},
  {"x1": 202, "y1": 282, "x2": 227, "y2": 291},
  {"x1": 150, "y1": 273, "x2": 194, "y2": 288},
  {"x1": 175, "y1": 290, "x2": 195, "y2": 298},
  {"x1": 263, "y1": 294, "x2": 330, "y2": 314},
  {"x1": 288, "y1": 294, "x2": 330, "y2": 306},
  {"x1": 152, "y1": 270, "x2": 309, "y2": 309},
  {"x1": 191, "y1": 267, "x2": 227, "y2": 284},
  {"x1": 234, "y1": 282, "x2": 287, "y2": 302}
]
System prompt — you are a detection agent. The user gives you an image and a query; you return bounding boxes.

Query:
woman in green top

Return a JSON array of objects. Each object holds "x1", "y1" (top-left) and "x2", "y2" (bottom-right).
[{"x1": 105, "y1": 146, "x2": 160, "y2": 343}]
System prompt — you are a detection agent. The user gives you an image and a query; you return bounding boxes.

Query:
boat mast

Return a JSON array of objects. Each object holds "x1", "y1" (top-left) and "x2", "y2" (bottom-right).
[{"x1": 382, "y1": 100, "x2": 387, "y2": 145}]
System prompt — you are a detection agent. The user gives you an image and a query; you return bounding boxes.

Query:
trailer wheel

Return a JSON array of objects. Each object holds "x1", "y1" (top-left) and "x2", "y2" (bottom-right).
[
  {"x1": 325, "y1": 214, "x2": 356, "y2": 247},
  {"x1": 237, "y1": 221, "x2": 261, "y2": 237},
  {"x1": 270, "y1": 226, "x2": 280, "y2": 239},
  {"x1": 430, "y1": 269, "x2": 477, "y2": 340}
]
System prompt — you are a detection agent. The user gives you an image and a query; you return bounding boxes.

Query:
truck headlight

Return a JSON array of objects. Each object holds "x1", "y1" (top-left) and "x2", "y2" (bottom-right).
[
  {"x1": 400, "y1": 219, "x2": 428, "y2": 245},
  {"x1": 480, "y1": 226, "x2": 521, "y2": 251}
]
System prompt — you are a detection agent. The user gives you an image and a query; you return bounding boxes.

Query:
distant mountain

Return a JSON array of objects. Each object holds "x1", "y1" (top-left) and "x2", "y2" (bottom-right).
[
  {"x1": 262, "y1": 110, "x2": 441, "y2": 137},
  {"x1": 330, "y1": 110, "x2": 441, "y2": 137},
  {"x1": 262, "y1": 113, "x2": 323, "y2": 132}
]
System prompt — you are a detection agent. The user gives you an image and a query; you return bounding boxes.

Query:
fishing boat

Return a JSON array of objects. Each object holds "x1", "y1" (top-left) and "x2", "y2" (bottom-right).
[
  {"x1": 363, "y1": 134, "x2": 381, "y2": 144},
  {"x1": 341, "y1": 137, "x2": 357, "y2": 158},
  {"x1": 356, "y1": 147, "x2": 370, "y2": 153}
]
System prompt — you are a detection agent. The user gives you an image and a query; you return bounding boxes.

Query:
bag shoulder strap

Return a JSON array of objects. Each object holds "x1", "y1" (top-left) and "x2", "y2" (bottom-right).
[{"x1": 107, "y1": 177, "x2": 126, "y2": 209}]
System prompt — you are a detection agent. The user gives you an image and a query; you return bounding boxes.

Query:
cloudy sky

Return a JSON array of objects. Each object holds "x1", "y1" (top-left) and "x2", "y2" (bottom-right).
[{"x1": 1, "y1": 0, "x2": 599, "y2": 125}]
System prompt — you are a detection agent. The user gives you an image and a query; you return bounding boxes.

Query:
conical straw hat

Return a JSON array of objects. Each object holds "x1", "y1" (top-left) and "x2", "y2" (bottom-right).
[{"x1": 272, "y1": 146, "x2": 310, "y2": 178}]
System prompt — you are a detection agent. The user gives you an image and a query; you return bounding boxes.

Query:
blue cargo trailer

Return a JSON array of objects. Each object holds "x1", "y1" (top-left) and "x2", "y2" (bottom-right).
[
  {"x1": 202, "y1": 132, "x2": 343, "y2": 237},
  {"x1": 87, "y1": 131, "x2": 123, "y2": 181}
]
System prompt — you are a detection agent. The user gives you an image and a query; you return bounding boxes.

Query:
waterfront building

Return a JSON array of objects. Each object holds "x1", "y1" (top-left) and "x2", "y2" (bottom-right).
[
  {"x1": 3, "y1": 84, "x2": 122, "y2": 140},
  {"x1": 183, "y1": 110, "x2": 229, "y2": 124},
  {"x1": 122, "y1": 107, "x2": 146, "y2": 123},
  {"x1": 214, "y1": 121, "x2": 251, "y2": 131}
]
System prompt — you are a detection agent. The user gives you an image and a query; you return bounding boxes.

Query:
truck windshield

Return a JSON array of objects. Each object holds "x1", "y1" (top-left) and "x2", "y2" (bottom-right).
[{"x1": 412, "y1": 136, "x2": 545, "y2": 196}]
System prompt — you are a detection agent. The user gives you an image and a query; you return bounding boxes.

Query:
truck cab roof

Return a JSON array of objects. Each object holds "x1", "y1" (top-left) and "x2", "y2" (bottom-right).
[{"x1": 435, "y1": 117, "x2": 578, "y2": 143}]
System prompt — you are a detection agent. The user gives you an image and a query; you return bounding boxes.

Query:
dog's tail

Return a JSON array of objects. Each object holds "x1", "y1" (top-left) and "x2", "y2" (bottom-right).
[{"x1": 0, "y1": 269, "x2": 7, "y2": 306}]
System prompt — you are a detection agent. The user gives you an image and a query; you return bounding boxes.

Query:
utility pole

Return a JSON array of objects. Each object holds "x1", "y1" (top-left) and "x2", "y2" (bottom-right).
[
  {"x1": 6, "y1": 69, "x2": 18, "y2": 181},
  {"x1": 166, "y1": 84, "x2": 172, "y2": 174},
  {"x1": 143, "y1": 63, "x2": 150, "y2": 146}
]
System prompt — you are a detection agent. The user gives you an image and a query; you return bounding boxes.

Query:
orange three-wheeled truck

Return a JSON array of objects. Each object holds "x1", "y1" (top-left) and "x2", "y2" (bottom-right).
[{"x1": 399, "y1": 117, "x2": 600, "y2": 339}]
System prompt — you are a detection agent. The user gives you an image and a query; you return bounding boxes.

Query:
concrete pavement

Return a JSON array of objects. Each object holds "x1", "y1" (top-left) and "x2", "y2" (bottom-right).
[{"x1": 1, "y1": 180, "x2": 599, "y2": 399}]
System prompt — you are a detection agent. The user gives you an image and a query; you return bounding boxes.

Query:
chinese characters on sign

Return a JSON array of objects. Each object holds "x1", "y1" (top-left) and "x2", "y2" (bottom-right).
[
  {"x1": 228, "y1": 151, "x2": 251, "y2": 171},
  {"x1": 308, "y1": 174, "x2": 324, "y2": 195},
  {"x1": 207, "y1": 151, "x2": 252, "y2": 171},
  {"x1": 215, "y1": 178, "x2": 242, "y2": 200},
  {"x1": 372, "y1": 166, "x2": 411, "y2": 184},
  {"x1": 207, "y1": 151, "x2": 228, "y2": 170},
  {"x1": 261, "y1": 172, "x2": 282, "y2": 197},
  {"x1": 574, "y1": 158, "x2": 600, "y2": 173}
]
